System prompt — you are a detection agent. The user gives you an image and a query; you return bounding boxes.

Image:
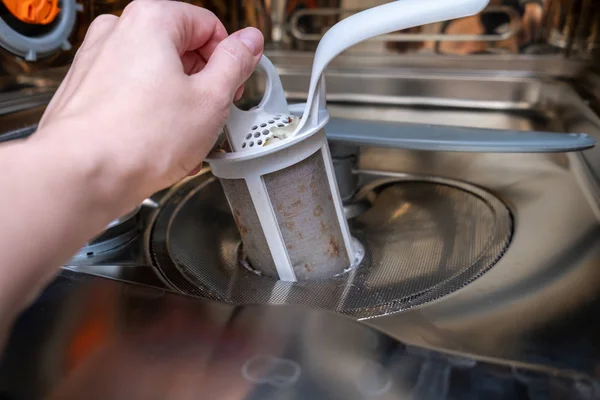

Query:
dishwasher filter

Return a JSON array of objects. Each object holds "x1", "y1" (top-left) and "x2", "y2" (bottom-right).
[{"x1": 206, "y1": 57, "x2": 361, "y2": 281}]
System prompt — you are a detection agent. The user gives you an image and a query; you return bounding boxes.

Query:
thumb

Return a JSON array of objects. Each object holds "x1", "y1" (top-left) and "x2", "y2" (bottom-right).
[{"x1": 195, "y1": 27, "x2": 263, "y2": 106}]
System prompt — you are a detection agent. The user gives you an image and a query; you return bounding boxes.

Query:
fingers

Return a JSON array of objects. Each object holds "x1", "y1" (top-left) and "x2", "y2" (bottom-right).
[
  {"x1": 81, "y1": 14, "x2": 119, "y2": 53},
  {"x1": 194, "y1": 27, "x2": 263, "y2": 108},
  {"x1": 120, "y1": 0, "x2": 227, "y2": 61},
  {"x1": 181, "y1": 50, "x2": 207, "y2": 75}
]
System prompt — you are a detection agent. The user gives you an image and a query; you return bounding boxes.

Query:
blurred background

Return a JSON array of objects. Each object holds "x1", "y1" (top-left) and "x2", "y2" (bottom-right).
[
  {"x1": 0, "y1": 0, "x2": 597, "y2": 70},
  {"x1": 0, "y1": 0, "x2": 598, "y2": 139}
]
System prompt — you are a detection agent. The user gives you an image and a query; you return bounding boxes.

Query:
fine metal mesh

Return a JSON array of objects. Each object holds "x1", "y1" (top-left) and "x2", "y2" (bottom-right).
[{"x1": 150, "y1": 173, "x2": 512, "y2": 319}]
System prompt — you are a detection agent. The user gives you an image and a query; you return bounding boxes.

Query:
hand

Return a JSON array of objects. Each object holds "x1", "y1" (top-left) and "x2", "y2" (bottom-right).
[
  {"x1": 0, "y1": 0, "x2": 263, "y2": 330},
  {"x1": 38, "y1": 0, "x2": 264, "y2": 198}
]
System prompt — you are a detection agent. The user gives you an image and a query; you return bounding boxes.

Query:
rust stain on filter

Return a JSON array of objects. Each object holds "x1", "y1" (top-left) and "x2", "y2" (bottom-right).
[
  {"x1": 320, "y1": 220, "x2": 327, "y2": 233},
  {"x1": 328, "y1": 235, "x2": 341, "y2": 258},
  {"x1": 232, "y1": 209, "x2": 249, "y2": 236},
  {"x1": 313, "y1": 205, "x2": 324, "y2": 217}
]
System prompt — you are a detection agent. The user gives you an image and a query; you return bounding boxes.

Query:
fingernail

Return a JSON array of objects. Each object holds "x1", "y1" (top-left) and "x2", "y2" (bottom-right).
[{"x1": 238, "y1": 27, "x2": 263, "y2": 56}]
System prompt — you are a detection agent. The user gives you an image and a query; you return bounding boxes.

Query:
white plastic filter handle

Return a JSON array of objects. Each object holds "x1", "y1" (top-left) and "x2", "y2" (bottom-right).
[
  {"x1": 224, "y1": 56, "x2": 289, "y2": 152},
  {"x1": 292, "y1": 0, "x2": 491, "y2": 138}
]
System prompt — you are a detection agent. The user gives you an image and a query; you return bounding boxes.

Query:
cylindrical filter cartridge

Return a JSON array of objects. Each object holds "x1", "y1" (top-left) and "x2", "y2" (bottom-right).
[
  {"x1": 206, "y1": 55, "x2": 362, "y2": 281},
  {"x1": 209, "y1": 129, "x2": 357, "y2": 281}
]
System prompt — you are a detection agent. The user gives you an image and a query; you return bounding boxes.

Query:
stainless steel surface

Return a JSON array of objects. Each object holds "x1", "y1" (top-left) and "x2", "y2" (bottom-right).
[
  {"x1": 0, "y1": 70, "x2": 62, "y2": 140},
  {"x1": 332, "y1": 154, "x2": 358, "y2": 201},
  {"x1": 264, "y1": 50, "x2": 589, "y2": 78},
  {"x1": 1, "y1": 25, "x2": 600, "y2": 389},
  {"x1": 3, "y1": 272, "x2": 599, "y2": 399},
  {"x1": 149, "y1": 171, "x2": 511, "y2": 319},
  {"x1": 47, "y1": 63, "x2": 600, "y2": 375},
  {"x1": 268, "y1": 56, "x2": 586, "y2": 109}
]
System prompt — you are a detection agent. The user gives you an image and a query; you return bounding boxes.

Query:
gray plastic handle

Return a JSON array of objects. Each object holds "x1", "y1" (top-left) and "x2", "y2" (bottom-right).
[{"x1": 323, "y1": 118, "x2": 596, "y2": 153}]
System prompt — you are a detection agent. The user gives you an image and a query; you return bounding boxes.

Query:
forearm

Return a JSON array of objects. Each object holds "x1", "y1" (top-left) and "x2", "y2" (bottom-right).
[{"x1": 0, "y1": 119, "x2": 144, "y2": 326}]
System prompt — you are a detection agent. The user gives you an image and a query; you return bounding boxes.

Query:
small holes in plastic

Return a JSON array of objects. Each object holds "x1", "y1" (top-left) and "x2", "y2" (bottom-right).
[
  {"x1": 254, "y1": 132, "x2": 261, "y2": 138},
  {"x1": 277, "y1": 123, "x2": 284, "y2": 127},
  {"x1": 268, "y1": 120, "x2": 274, "y2": 124},
  {"x1": 249, "y1": 141, "x2": 254, "y2": 147},
  {"x1": 252, "y1": 125, "x2": 258, "y2": 130},
  {"x1": 246, "y1": 133, "x2": 252, "y2": 140},
  {"x1": 260, "y1": 123, "x2": 267, "y2": 128},
  {"x1": 274, "y1": 117, "x2": 280, "y2": 120},
  {"x1": 257, "y1": 140, "x2": 263, "y2": 145},
  {"x1": 262, "y1": 129, "x2": 269, "y2": 135},
  {"x1": 242, "y1": 142, "x2": 247, "y2": 148}
]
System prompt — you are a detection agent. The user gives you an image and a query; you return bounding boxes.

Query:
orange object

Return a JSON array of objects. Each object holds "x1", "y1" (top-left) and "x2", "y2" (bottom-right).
[{"x1": 2, "y1": 0, "x2": 60, "y2": 25}]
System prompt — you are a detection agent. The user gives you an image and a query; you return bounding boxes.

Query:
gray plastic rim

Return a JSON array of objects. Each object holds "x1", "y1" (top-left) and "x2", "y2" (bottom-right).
[{"x1": 0, "y1": 0, "x2": 77, "y2": 60}]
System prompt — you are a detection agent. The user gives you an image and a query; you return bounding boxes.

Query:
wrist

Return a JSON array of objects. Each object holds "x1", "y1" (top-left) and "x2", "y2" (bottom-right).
[
  {"x1": 0, "y1": 125, "x2": 146, "y2": 324},
  {"x1": 30, "y1": 118, "x2": 147, "y2": 224}
]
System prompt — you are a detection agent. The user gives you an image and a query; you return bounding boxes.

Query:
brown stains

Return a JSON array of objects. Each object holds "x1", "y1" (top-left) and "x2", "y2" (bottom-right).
[
  {"x1": 313, "y1": 205, "x2": 323, "y2": 217},
  {"x1": 320, "y1": 220, "x2": 327, "y2": 234},
  {"x1": 232, "y1": 209, "x2": 248, "y2": 236},
  {"x1": 298, "y1": 183, "x2": 307, "y2": 193},
  {"x1": 328, "y1": 194, "x2": 333, "y2": 201},
  {"x1": 309, "y1": 177, "x2": 318, "y2": 196},
  {"x1": 304, "y1": 263, "x2": 312, "y2": 272},
  {"x1": 276, "y1": 203, "x2": 284, "y2": 212},
  {"x1": 285, "y1": 221, "x2": 296, "y2": 231},
  {"x1": 282, "y1": 199, "x2": 303, "y2": 217},
  {"x1": 297, "y1": 231, "x2": 304, "y2": 240},
  {"x1": 328, "y1": 235, "x2": 340, "y2": 258}
]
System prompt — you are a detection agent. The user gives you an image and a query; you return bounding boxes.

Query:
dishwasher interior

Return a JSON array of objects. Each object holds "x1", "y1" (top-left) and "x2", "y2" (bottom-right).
[
  {"x1": 1, "y1": 0, "x2": 600, "y2": 397},
  {"x1": 51, "y1": 53, "x2": 600, "y2": 377}
]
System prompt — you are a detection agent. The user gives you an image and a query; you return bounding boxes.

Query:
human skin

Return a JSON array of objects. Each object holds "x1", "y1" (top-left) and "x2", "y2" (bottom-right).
[{"x1": 0, "y1": 0, "x2": 263, "y2": 336}]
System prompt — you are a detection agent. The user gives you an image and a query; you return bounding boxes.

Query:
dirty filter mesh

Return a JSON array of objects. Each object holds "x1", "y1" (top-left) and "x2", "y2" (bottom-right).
[
  {"x1": 220, "y1": 150, "x2": 350, "y2": 280},
  {"x1": 150, "y1": 174, "x2": 512, "y2": 319}
]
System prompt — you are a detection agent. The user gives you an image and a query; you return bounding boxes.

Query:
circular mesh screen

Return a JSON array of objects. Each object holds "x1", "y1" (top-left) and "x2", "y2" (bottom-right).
[{"x1": 150, "y1": 174, "x2": 512, "y2": 319}]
